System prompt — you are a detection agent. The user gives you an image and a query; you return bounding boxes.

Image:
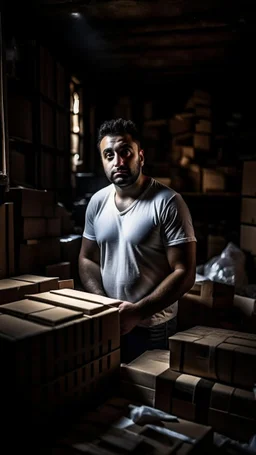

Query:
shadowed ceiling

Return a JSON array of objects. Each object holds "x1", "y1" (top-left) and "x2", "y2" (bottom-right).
[{"x1": 3, "y1": 1, "x2": 256, "y2": 85}]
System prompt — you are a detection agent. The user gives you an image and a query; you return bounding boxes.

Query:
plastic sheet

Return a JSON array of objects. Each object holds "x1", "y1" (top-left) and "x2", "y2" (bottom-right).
[{"x1": 199, "y1": 242, "x2": 248, "y2": 290}]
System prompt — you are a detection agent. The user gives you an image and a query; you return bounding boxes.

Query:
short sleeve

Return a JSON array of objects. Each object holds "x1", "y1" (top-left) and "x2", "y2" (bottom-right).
[
  {"x1": 161, "y1": 193, "x2": 197, "y2": 246},
  {"x1": 83, "y1": 198, "x2": 97, "y2": 241}
]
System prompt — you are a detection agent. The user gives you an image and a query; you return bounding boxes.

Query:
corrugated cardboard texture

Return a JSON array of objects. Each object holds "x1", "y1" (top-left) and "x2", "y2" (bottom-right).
[
  {"x1": 187, "y1": 280, "x2": 234, "y2": 308},
  {"x1": 155, "y1": 368, "x2": 256, "y2": 441},
  {"x1": 4, "y1": 349, "x2": 121, "y2": 424},
  {"x1": 169, "y1": 326, "x2": 256, "y2": 389},
  {"x1": 11, "y1": 275, "x2": 59, "y2": 293},
  {"x1": 121, "y1": 349, "x2": 169, "y2": 389},
  {"x1": 0, "y1": 278, "x2": 38, "y2": 304},
  {"x1": 58, "y1": 279, "x2": 74, "y2": 290}
]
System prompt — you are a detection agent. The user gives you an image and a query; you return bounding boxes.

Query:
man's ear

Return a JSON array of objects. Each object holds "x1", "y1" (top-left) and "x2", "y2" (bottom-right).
[{"x1": 139, "y1": 149, "x2": 145, "y2": 166}]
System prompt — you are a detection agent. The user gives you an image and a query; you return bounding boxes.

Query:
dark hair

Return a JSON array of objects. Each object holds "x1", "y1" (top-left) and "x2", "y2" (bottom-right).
[{"x1": 97, "y1": 118, "x2": 140, "y2": 149}]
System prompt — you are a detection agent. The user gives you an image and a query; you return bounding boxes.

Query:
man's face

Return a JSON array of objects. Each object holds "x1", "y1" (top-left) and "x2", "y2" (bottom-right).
[{"x1": 100, "y1": 134, "x2": 144, "y2": 187}]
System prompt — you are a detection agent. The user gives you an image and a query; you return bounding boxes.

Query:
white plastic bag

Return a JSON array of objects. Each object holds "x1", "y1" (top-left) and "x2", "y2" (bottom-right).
[{"x1": 203, "y1": 242, "x2": 247, "y2": 290}]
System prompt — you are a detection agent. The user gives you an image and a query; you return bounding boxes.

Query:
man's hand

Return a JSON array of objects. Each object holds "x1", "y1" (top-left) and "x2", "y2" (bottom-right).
[{"x1": 118, "y1": 301, "x2": 141, "y2": 336}]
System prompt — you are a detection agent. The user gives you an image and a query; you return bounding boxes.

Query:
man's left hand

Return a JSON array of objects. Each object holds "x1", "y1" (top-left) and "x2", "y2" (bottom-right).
[{"x1": 118, "y1": 301, "x2": 141, "y2": 335}]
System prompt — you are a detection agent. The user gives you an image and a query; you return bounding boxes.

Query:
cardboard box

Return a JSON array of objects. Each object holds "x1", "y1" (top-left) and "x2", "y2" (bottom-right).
[
  {"x1": 120, "y1": 381, "x2": 156, "y2": 407},
  {"x1": 46, "y1": 217, "x2": 61, "y2": 237},
  {"x1": 28, "y1": 306, "x2": 83, "y2": 326},
  {"x1": 233, "y1": 294, "x2": 256, "y2": 332},
  {"x1": 11, "y1": 275, "x2": 59, "y2": 293},
  {"x1": 18, "y1": 238, "x2": 61, "y2": 273},
  {"x1": 26, "y1": 291, "x2": 120, "y2": 358},
  {"x1": 169, "y1": 117, "x2": 193, "y2": 136},
  {"x1": 187, "y1": 279, "x2": 234, "y2": 308},
  {"x1": 242, "y1": 161, "x2": 256, "y2": 196},
  {"x1": 0, "y1": 312, "x2": 51, "y2": 385},
  {"x1": 202, "y1": 168, "x2": 225, "y2": 192},
  {"x1": 208, "y1": 384, "x2": 256, "y2": 441},
  {"x1": 6, "y1": 187, "x2": 55, "y2": 217},
  {"x1": 51, "y1": 288, "x2": 122, "y2": 307},
  {"x1": 194, "y1": 134, "x2": 211, "y2": 151},
  {"x1": 169, "y1": 326, "x2": 256, "y2": 389},
  {"x1": 0, "y1": 203, "x2": 15, "y2": 279},
  {"x1": 46, "y1": 261, "x2": 71, "y2": 280},
  {"x1": 155, "y1": 368, "x2": 256, "y2": 441},
  {"x1": 195, "y1": 106, "x2": 211, "y2": 118},
  {"x1": 137, "y1": 420, "x2": 212, "y2": 455},
  {"x1": 0, "y1": 298, "x2": 55, "y2": 318},
  {"x1": 58, "y1": 279, "x2": 74, "y2": 290},
  {"x1": 0, "y1": 278, "x2": 38, "y2": 305},
  {"x1": 187, "y1": 164, "x2": 201, "y2": 192},
  {"x1": 64, "y1": 401, "x2": 213, "y2": 455},
  {"x1": 178, "y1": 294, "x2": 220, "y2": 331},
  {"x1": 120, "y1": 350, "x2": 169, "y2": 408},
  {"x1": 195, "y1": 120, "x2": 212, "y2": 134},
  {"x1": 241, "y1": 198, "x2": 256, "y2": 225},
  {"x1": 240, "y1": 224, "x2": 256, "y2": 255},
  {"x1": 121, "y1": 349, "x2": 169, "y2": 389},
  {"x1": 234, "y1": 294, "x2": 256, "y2": 318},
  {"x1": 18, "y1": 217, "x2": 47, "y2": 240},
  {"x1": 27, "y1": 291, "x2": 107, "y2": 315},
  {"x1": 181, "y1": 146, "x2": 195, "y2": 159},
  {"x1": 0, "y1": 301, "x2": 120, "y2": 388},
  {"x1": 1, "y1": 298, "x2": 83, "y2": 326},
  {"x1": 8, "y1": 348, "x2": 120, "y2": 421}
]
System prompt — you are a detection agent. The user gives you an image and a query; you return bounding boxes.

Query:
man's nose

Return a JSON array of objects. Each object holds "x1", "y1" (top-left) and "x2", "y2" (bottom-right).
[{"x1": 113, "y1": 153, "x2": 124, "y2": 167}]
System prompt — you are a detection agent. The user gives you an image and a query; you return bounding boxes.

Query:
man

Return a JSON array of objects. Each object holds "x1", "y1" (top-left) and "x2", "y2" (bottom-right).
[{"x1": 79, "y1": 118, "x2": 196, "y2": 362}]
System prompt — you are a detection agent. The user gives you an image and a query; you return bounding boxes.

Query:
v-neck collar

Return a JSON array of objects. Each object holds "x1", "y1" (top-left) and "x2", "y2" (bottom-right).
[{"x1": 111, "y1": 178, "x2": 153, "y2": 215}]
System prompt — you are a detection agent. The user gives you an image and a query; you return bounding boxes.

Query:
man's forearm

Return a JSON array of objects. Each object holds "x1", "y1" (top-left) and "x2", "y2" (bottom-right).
[
  {"x1": 135, "y1": 268, "x2": 195, "y2": 321},
  {"x1": 79, "y1": 257, "x2": 106, "y2": 295}
]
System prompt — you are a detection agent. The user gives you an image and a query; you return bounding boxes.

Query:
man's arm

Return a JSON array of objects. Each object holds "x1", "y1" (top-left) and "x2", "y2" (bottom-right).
[
  {"x1": 78, "y1": 237, "x2": 106, "y2": 295},
  {"x1": 119, "y1": 241, "x2": 196, "y2": 334}
]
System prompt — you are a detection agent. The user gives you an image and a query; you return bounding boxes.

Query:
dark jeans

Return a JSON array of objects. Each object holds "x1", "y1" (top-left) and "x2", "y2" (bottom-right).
[{"x1": 120, "y1": 317, "x2": 177, "y2": 364}]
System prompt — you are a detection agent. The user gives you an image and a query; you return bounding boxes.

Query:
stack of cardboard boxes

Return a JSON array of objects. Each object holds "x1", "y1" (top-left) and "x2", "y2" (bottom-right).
[
  {"x1": 0, "y1": 187, "x2": 81, "y2": 281},
  {"x1": 170, "y1": 90, "x2": 234, "y2": 195},
  {"x1": 171, "y1": 89, "x2": 212, "y2": 171},
  {"x1": 0, "y1": 202, "x2": 15, "y2": 279},
  {"x1": 57, "y1": 396, "x2": 214, "y2": 455},
  {"x1": 240, "y1": 159, "x2": 256, "y2": 280},
  {"x1": 0, "y1": 286, "x2": 121, "y2": 424},
  {"x1": 178, "y1": 277, "x2": 256, "y2": 333},
  {"x1": 120, "y1": 326, "x2": 256, "y2": 443},
  {"x1": 0, "y1": 274, "x2": 62, "y2": 304},
  {"x1": 177, "y1": 278, "x2": 236, "y2": 331}
]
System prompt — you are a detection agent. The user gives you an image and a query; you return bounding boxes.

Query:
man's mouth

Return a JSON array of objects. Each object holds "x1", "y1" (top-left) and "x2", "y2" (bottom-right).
[{"x1": 113, "y1": 170, "x2": 129, "y2": 176}]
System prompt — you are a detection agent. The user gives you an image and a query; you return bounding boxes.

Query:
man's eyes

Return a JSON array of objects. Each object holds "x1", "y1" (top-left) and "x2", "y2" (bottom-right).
[
  {"x1": 104, "y1": 149, "x2": 131, "y2": 159},
  {"x1": 120, "y1": 149, "x2": 131, "y2": 157}
]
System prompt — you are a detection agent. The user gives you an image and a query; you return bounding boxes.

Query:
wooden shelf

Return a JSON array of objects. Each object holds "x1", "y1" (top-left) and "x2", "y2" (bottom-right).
[
  {"x1": 144, "y1": 119, "x2": 168, "y2": 127},
  {"x1": 9, "y1": 136, "x2": 33, "y2": 145}
]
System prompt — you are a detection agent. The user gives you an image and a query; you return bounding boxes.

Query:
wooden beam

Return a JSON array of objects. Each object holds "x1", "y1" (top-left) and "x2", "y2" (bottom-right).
[
  {"x1": 102, "y1": 29, "x2": 239, "y2": 51},
  {"x1": 37, "y1": 0, "x2": 255, "y2": 21},
  {"x1": 90, "y1": 45, "x2": 236, "y2": 64}
]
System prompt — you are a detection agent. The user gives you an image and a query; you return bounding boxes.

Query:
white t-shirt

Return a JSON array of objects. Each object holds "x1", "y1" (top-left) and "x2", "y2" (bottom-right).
[{"x1": 83, "y1": 178, "x2": 196, "y2": 327}]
